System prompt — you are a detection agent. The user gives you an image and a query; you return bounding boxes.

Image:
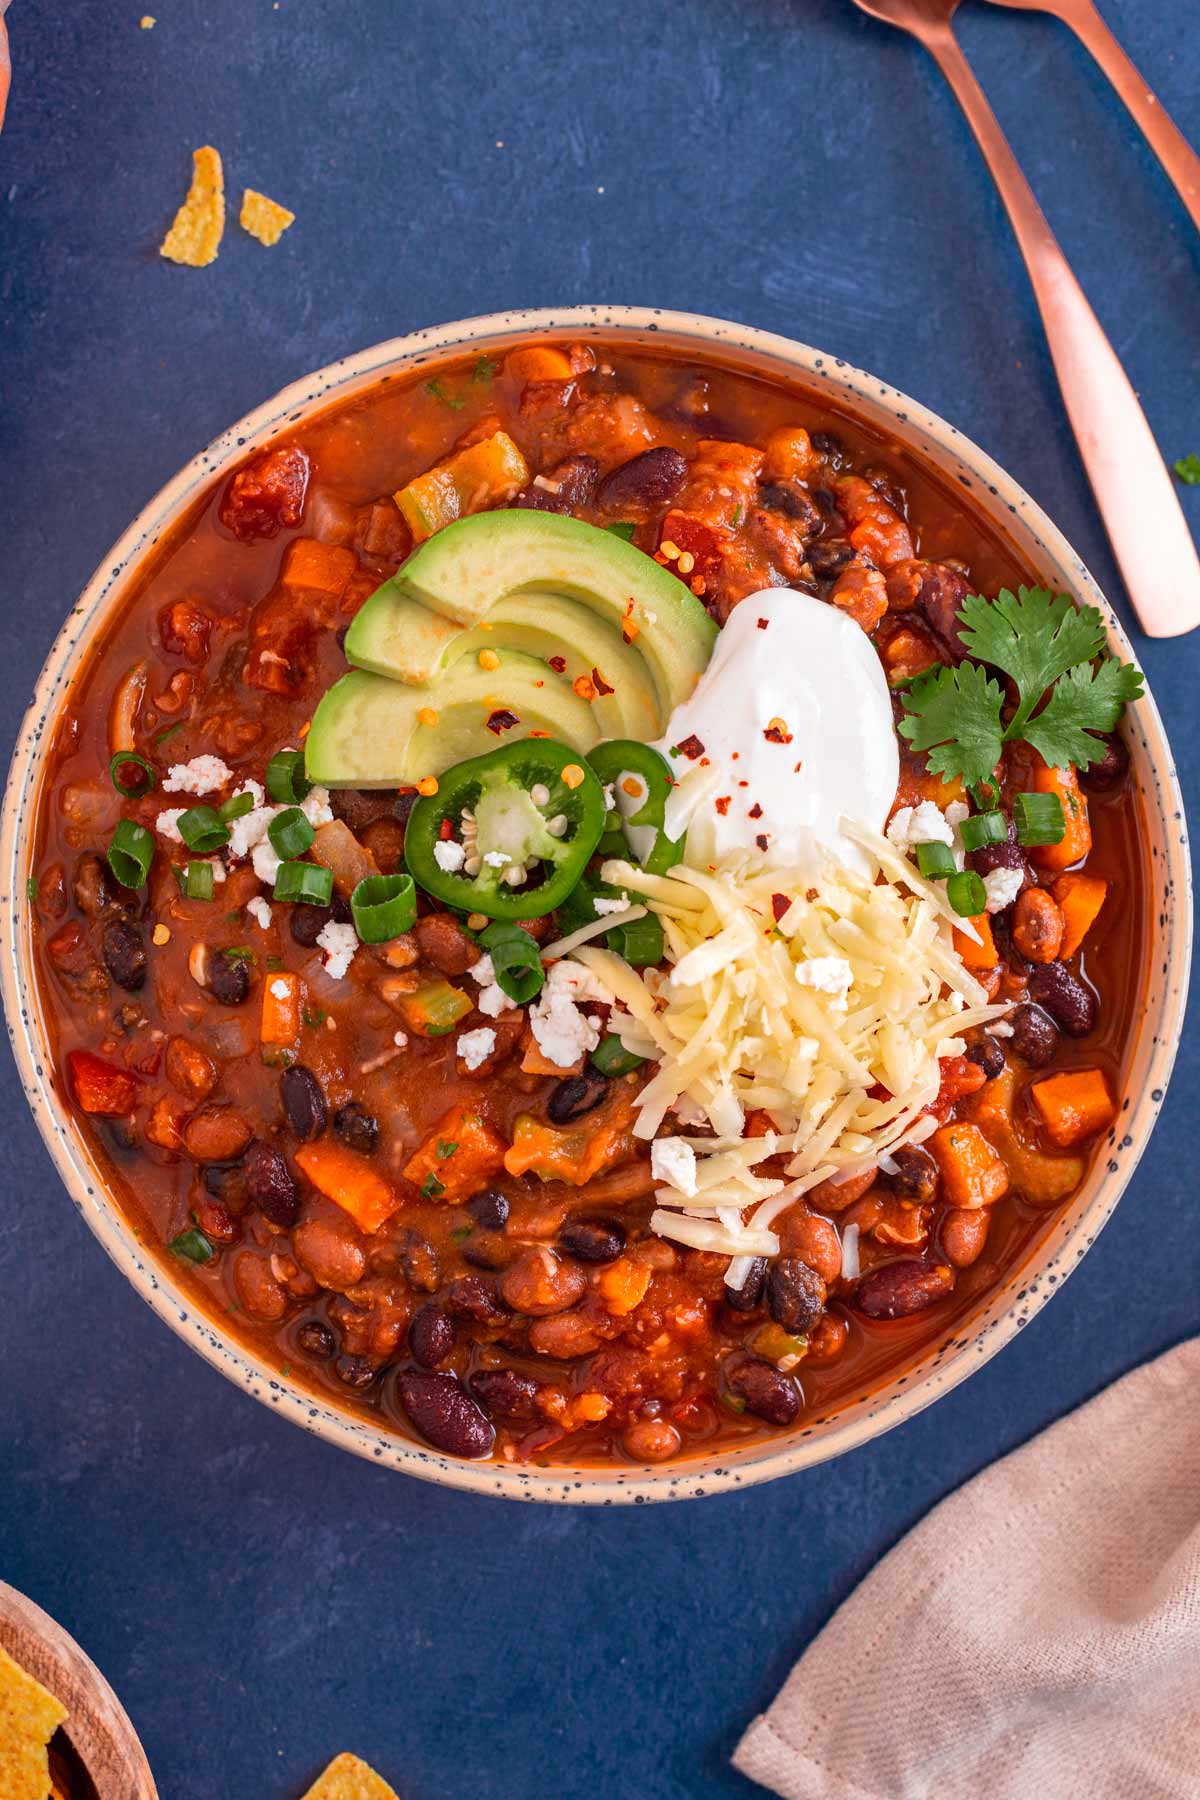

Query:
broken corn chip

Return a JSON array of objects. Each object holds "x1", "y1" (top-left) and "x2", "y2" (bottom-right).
[
  {"x1": 240, "y1": 187, "x2": 295, "y2": 247},
  {"x1": 160, "y1": 145, "x2": 225, "y2": 267},
  {"x1": 301, "y1": 1752, "x2": 400, "y2": 1800}
]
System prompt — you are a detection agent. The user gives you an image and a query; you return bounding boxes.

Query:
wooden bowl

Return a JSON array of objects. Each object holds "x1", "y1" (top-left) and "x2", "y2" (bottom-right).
[{"x1": 0, "y1": 1584, "x2": 157, "y2": 1799}]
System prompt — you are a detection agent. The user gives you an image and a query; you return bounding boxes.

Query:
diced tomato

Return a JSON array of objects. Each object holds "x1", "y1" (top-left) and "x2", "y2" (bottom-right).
[{"x1": 68, "y1": 1050, "x2": 138, "y2": 1116}]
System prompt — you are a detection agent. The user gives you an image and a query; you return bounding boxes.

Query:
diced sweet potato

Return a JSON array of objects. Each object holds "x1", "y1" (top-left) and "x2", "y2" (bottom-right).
[
  {"x1": 403, "y1": 1105, "x2": 507, "y2": 1203},
  {"x1": 1052, "y1": 873, "x2": 1108, "y2": 959},
  {"x1": 953, "y1": 912, "x2": 999, "y2": 971},
  {"x1": 504, "y1": 1091, "x2": 636, "y2": 1187},
  {"x1": 294, "y1": 1140, "x2": 402, "y2": 1234},
  {"x1": 505, "y1": 344, "x2": 574, "y2": 384},
  {"x1": 1030, "y1": 760, "x2": 1091, "y2": 872},
  {"x1": 396, "y1": 432, "x2": 529, "y2": 542},
  {"x1": 260, "y1": 971, "x2": 302, "y2": 1061},
  {"x1": 281, "y1": 537, "x2": 358, "y2": 604},
  {"x1": 1030, "y1": 1069, "x2": 1115, "y2": 1148},
  {"x1": 930, "y1": 1121, "x2": 1009, "y2": 1209}
]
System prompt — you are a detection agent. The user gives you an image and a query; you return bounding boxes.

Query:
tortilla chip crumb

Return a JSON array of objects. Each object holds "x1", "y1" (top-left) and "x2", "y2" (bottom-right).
[
  {"x1": 240, "y1": 188, "x2": 295, "y2": 247},
  {"x1": 160, "y1": 145, "x2": 225, "y2": 267},
  {"x1": 301, "y1": 1752, "x2": 400, "y2": 1800},
  {"x1": 139, "y1": 14, "x2": 156, "y2": 26},
  {"x1": 0, "y1": 1643, "x2": 69, "y2": 1800}
]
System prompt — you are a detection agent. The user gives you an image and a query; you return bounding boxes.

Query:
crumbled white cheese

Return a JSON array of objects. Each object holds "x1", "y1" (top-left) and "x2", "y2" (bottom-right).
[
  {"x1": 794, "y1": 955, "x2": 854, "y2": 1009},
  {"x1": 251, "y1": 839, "x2": 282, "y2": 886},
  {"x1": 547, "y1": 958, "x2": 613, "y2": 1005},
  {"x1": 593, "y1": 893, "x2": 631, "y2": 916},
  {"x1": 990, "y1": 1021, "x2": 1014, "y2": 1039},
  {"x1": 469, "y1": 955, "x2": 494, "y2": 986},
  {"x1": 269, "y1": 977, "x2": 292, "y2": 1000},
  {"x1": 300, "y1": 785, "x2": 334, "y2": 828},
  {"x1": 434, "y1": 840, "x2": 466, "y2": 873},
  {"x1": 887, "y1": 800, "x2": 955, "y2": 851},
  {"x1": 528, "y1": 967, "x2": 601, "y2": 1067},
  {"x1": 603, "y1": 783, "x2": 616, "y2": 812},
  {"x1": 477, "y1": 983, "x2": 517, "y2": 1018},
  {"x1": 227, "y1": 804, "x2": 277, "y2": 861},
  {"x1": 840, "y1": 1222, "x2": 861, "y2": 1281},
  {"x1": 316, "y1": 920, "x2": 358, "y2": 979},
  {"x1": 457, "y1": 1027, "x2": 497, "y2": 1070},
  {"x1": 983, "y1": 866, "x2": 1024, "y2": 914},
  {"x1": 154, "y1": 808, "x2": 186, "y2": 844},
  {"x1": 482, "y1": 850, "x2": 511, "y2": 868},
  {"x1": 393, "y1": 1030, "x2": 408, "y2": 1048},
  {"x1": 162, "y1": 755, "x2": 234, "y2": 795},
  {"x1": 651, "y1": 1136, "x2": 699, "y2": 1197},
  {"x1": 246, "y1": 896, "x2": 273, "y2": 930}
]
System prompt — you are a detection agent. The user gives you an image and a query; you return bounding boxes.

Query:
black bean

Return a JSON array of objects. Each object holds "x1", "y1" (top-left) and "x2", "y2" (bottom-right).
[
  {"x1": 725, "y1": 1354, "x2": 801, "y2": 1426},
  {"x1": 810, "y1": 431, "x2": 847, "y2": 466},
  {"x1": 558, "y1": 1216, "x2": 626, "y2": 1264},
  {"x1": 289, "y1": 904, "x2": 332, "y2": 948},
  {"x1": 862, "y1": 463, "x2": 908, "y2": 515},
  {"x1": 547, "y1": 1069, "x2": 608, "y2": 1125},
  {"x1": 767, "y1": 1259, "x2": 826, "y2": 1334},
  {"x1": 724, "y1": 1256, "x2": 767, "y2": 1312},
  {"x1": 208, "y1": 952, "x2": 251, "y2": 1006},
  {"x1": 72, "y1": 852, "x2": 117, "y2": 919},
  {"x1": 968, "y1": 820, "x2": 1031, "y2": 886},
  {"x1": 333, "y1": 1101, "x2": 378, "y2": 1155},
  {"x1": 469, "y1": 1368, "x2": 541, "y2": 1424},
  {"x1": 884, "y1": 1147, "x2": 939, "y2": 1202},
  {"x1": 296, "y1": 1319, "x2": 335, "y2": 1358},
  {"x1": 1028, "y1": 961, "x2": 1097, "y2": 1037},
  {"x1": 595, "y1": 446, "x2": 687, "y2": 513},
  {"x1": 101, "y1": 919, "x2": 147, "y2": 991},
  {"x1": 409, "y1": 1304, "x2": 456, "y2": 1369},
  {"x1": 966, "y1": 1034, "x2": 1006, "y2": 1081},
  {"x1": 446, "y1": 1274, "x2": 507, "y2": 1322},
  {"x1": 396, "y1": 1369, "x2": 495, "y2": 1458},
  {"x1": 399, "y1": 1230, "x2": 441, "y2": 1293},
  {"x1": 280, "y1": 1064, "x2": 327, "y2": 1140},
  {"x1": 393, "y1": 790, "x2": 419, "y2": 826},
  {"x1": 807, "y1": 537, "x2": 854, "y2": 578},
  {"x1": 515, "y1": 454, "x2": 600, "y2": 514},
  {"x1": 329, "y1": 788, "x2": 396, "y2": 834},
  {"x1": 467, "y1": 1188, "x2": 509, "y2": 1230},
  {"x1": 334, "y1": 1354, "x2": 378, "y2": 1391},
  {"x1": 758, "y1": 482, "x2": 821, "y2": 531},
  {"x1": 1009, "y1": 1002, "x2": 1060, "y2": 1066},
  {"x1": 1080, "y1": 734, "x2": 1128, "y2": 792},
  {"x1": 202, "y1": 1161, "x2": 248, "y2": 1208},
  {"x1": 243, "y1": 1138, "x2": 299, "y2": 1227}
]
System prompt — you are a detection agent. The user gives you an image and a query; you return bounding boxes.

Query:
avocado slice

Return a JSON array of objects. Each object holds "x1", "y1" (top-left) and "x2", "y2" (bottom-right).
[
  {"x1": 344, "y1": 587, "x2": 662, "y2": 741},
  {"x1": 392, "y1": 511, "x2": 717, "y2": 714},
  {"x1": 305, "y1": 650, "x2": 602, "y2": 788}
]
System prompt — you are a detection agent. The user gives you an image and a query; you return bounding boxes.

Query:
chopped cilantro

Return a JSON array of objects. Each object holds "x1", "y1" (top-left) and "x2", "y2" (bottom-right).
[
  {"x1": 435, "y1": 1139, "x2": 458, "y2": 1160},
  {"x1": 450, "y1": 1223, "x2": 472, "y2": 1241},
  {"x1": 426, "y1": 379, "x2": 465, "y2": 410},
  {"x1": 898, "y1": 586, "x2": 1143, "y2": 787},
  {"x1": 302, "y1": 1005, "x2": 327, "y2": 1029},
  {"x1": 472, "y1": 355, "x2": 498, "y2": 384},
  {"x1": 731, "y1": 504, "x2": 743, "y2": 527},
  {"x1": 1174, "y1": 454, "x2": 1200, "y2": 486},
  {"x1": 265, "y1": 955, "x2": 284, "y2": 971},
  {"x1": 420, "y1": 1173, "x2": 446, "y2": 1199},
  {"x1": 223, "y1": 946, "x2": 255, "y2": 963}
]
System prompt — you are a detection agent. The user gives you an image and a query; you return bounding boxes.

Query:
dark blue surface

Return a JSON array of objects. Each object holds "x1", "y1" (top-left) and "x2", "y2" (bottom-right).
[{"x1": 2, "y1": 3, "x2": 1197, "y2": 1795}]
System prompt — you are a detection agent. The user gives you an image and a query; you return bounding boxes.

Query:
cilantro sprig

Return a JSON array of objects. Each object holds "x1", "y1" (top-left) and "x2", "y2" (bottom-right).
[{"x1": 898, "y1": 586, "x2": 1143, "y2": 789}]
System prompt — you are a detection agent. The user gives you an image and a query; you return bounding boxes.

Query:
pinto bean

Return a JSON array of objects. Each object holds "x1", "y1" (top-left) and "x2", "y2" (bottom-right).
[
  {"x1": 408, "y1": 1304, "x2": 456, "y2": 1369},
  {"x1": 767, "y1": 1259, "x2": 826, "y2": 1334},
  {"x1": 395, "y1": 1369, "x2": 495, "y2": 1458},
  {"x1": 942, "y1": 1208, "x2": 991, "y2": 1268},
  {"x1": 528, "y1": 1309, "x2": 605, "y2": 1358},
  {"x1": 231, "y1": 1251, "x2": 288, "y2": 1321},
  {"x1": 500, "y1": 1248, "x2": 587, "y2": 1316},
  {"x1": 725, "y1": 1354, "x2": 801, "y2": 1426},
  {"x1": 808, "y1": 1168, "x2": 876, "y2": 1213},
  {"x1": 854, "y1": 1259, "x2": 954, "y2": 1320},
  {"x1": 101, "y1": 919, "x2": 147, "y2": 991},
  {"x1": 1009, "y1": 1003, "x2": 1060, "y2": 1067},
  {"x1": 72, "y1": 852, "x2": 118, "y2": 918},
  {"x1": 1028, "y1": 961, "x2": 1097, "y2": 1037},
  {"x1": 292, "y1": 1218, "x2": 367, "y2": 1292},
  {"x1": 622, "y1": 1416, "x2": 682, "y2": 1462},
  {"x1": 469, "y1": 1368, "x2": 542, "y2": 1423},
  {"x1": 165, "y1": 1036, "x2": 217, "y2": 1101},
  {"x1": 778, "y1": 1208, "x2": 842, "y2": 1284},
  {"x1": 183, "y1": 1105, "x2": 252, "y2": 1164},
  {"x1": 242, "y1": 1138, "x2": 299, "y2": 1227},
  {"x1": 805, "y1": 1311, "x2": 849, "y2": 1364},
  {"x1": 413, "y1": 912, "x2": 478, "y2": 976},
  {"x1": 1012, "y1": 888, "x2": 1065, "y2": 964},
  {"x1": 596, "y1": 446, "x2": 687, "y2": 514}
]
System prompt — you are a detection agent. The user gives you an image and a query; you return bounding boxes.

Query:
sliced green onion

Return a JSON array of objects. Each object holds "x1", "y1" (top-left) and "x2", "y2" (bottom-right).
[
  {"x1": 947, "y1": 870, "x2": 987, "y2": 918},
  {"x1": 109, "y1": 750, "x2": 156, "y2": 797},
  {"x1": 169, "y1": 1225, "x2": 214, "y2": 1265},
  {"x1": 266, "y1": 749, "x2": 311, "y2": 805},
  {"x1": 590, "y1": 1035, "x2": 647, "y2": 1077},
  {"x1": 219, "y1": 791, "x2": 255, "y2": 823},
  {"x1": 606, "y1": 521, "x2": 637, "y2": 542},
  {"x1": 350, "y1": 872, "x2": 417, "y2": 944},
  {"x1": 968, "y1": 780, "x2": 998, "y2": 812},
  {"x1": 1014, "y1": 790, "x2": 1066, "y2": 848},
  {"x1": 606, "y1": 913, "x2": 664, "y2": 966},
  {"x1": 155, "y1": 721, "x2": 184, "y2": 745},
  {"x1": 177, "y1": 804, "x2": 230, "y2": 854},
  {"x1": 915, "y1": 841, "x2": 956, "y2": 881},
  {"x1": 107, "y1": 819, "x2": 155, "y2": 889},
  {"x1": 480, "y1": 921, "x2": 544, "y2": 1004},
  {"x1": 273, "y1": 860, "x2": 334, "y2": 905},
  {"x1": 959, "y1": 810, "x2": 1008, "y2": 852},
  {"x1": 185, "y1": 860, "x2": 215, "y2": 900},
  {"x1": 268, "y1": 806, "x2": 315, "y2": 860},
  {"x1": 26, "y1": 875, "x2": 39, "y2": 903}
]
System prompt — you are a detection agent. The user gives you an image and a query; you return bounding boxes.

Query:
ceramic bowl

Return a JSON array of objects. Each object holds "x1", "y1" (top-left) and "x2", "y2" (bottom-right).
[{"x1": 2, "y1": 307, "x2": 1190, "y2": 1503}]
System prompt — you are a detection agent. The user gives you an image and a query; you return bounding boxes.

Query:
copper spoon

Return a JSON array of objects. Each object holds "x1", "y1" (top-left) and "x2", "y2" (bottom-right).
[
  {"x1": 979, "y1": 0, "x2": 1200, "y2": 236},
  {"x1": 851, "y1": 0, "x2": 1200, "y2": 638}
]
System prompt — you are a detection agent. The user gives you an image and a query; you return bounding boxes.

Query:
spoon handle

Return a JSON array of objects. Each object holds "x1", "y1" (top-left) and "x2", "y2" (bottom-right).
[
  {"x1": 1056, "y1": 0, "x2": 1200, "y2": 236},
  {"x1": 923, "y1": 25, "x2": 1200, "y2": 638}
]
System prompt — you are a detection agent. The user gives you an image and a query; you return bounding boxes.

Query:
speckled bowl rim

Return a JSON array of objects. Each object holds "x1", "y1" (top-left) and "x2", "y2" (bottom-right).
[{"x1": 2, "y1": 305, "x2": 1190, "y2": 1504}]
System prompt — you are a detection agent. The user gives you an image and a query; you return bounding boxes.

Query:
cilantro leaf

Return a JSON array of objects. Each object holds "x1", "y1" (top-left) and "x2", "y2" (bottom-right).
[
  {"x1": 1023, "y1": 658, "x2": 1145, "y2": 770},
  {"x1": 958, "y1": 587, "x2": 1106, "y2": 737},
  {"x1": 897, "y1": 662, "x2": 1005, "y2": 789},
  {"x1": 1175, "y1": 454, "x2": 1200, "y2": 486}
]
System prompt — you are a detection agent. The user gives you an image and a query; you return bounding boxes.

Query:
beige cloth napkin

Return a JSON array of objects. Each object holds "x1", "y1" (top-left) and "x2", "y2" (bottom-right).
[{"x1": 735, "y1": 1338, "x2": 1200, "y2": 1800}]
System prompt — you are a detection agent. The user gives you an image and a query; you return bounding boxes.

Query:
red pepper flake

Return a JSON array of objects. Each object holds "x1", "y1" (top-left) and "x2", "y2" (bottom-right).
[
  {"x1": 770, "y1": 893, "x2": 790, "y2": 922},
  {"x1": 737, "y1": 779, "x2": 749, "y2": 788},
  {"x1": 548, "y1": 655, "x2": 567, "y2": 673},
  {"x1": 528, "y1": 730, "x2": 550, "y2": 738},
  {"x1": 763, "y1": 718, "x2": 794, "y2": 746},
  {"x1": 438, "y1": 818, "x2": 454, "y2": 840},
  {"x1": 794, "y1": 760, "x2": 804, "y2": 774},
  {"x1": 573, "y1": 674, "x2": 597, "y2": 701},
  {"x1": 748, "y1": 802, "x2": 763, "y2": 819},
  {"x1": 755, "y1": 833, "x2": 769, "y2": 852},
  {"x1": 674, "y1": 733, "x2": 705, "y2": 761},
  {"x1": 715, "y1": 796, "x2": 731, "y2": 816},
  {"x1": 486, "y1": 709, "x2": 520, "y2": 735},
  {"x1": 591, "y1": 666, "x2": 614, "y2": 696},
  {"x1": 731, "y1": 750, "x2": 740, "y2": 761},
  {"x1": 699, "y1": 756, "x2": 711, "y2": 767},
  {"x1": 757, "y1": 617, "x2": 769, "y2": 630}
]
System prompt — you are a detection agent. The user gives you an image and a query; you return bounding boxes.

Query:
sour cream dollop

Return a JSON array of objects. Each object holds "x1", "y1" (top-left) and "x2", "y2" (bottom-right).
[{"x1": 656, "y1": 588, "x2": 898, "y2": 874}]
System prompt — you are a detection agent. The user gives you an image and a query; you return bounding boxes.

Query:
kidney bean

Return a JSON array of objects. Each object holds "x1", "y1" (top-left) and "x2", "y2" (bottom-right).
[
  {"x1": 515, "y1": 453, "x2": 600, "y2": 514},
  {"x1": 396, "y1": 1369, "x2": 495, "y2": 1458},
  {"x1": 469, "y1": 1367, "x2": 542, "y2": 1424},
  {"x1": 166, "y1": 1036, "x2": 218, "y2": 1101},
  {"x1": 499, "y1": 1249, "x2": 587, "y2": 1316},
  {"x1": 1009, "y1": 1003, "x2": 1059, "y2": 1067},
  {"x1": 333, "y1": 1101, "x2": 378, "y2": 1155},
  {"x1": 966, "y1": 1035, "x2": 1006, "y2": 1081},
  {"x1": 913, "y1": 562, "x2": 970, "y2": 652},
  {"x1": 596, "y1": 446, "x2": 687, "y2": 514},
  {"x1": 242, "y1": 1137, "x2": 299, "y2": 1227},
  {"x1": 280, "y1": 1064, "x2": 328, "y2": 1140},
  {"x1": 296, "y1": 1319, "x2": 335, "y2": 1358},
  {"x1": 409, "y1": 1304, "x2": 456, "y2": 1369},
  {"x1": 183, "y1": 1105, "x2": 252, "y2": 1164},
  {"x1": 1080, "y1": 734, "x2": 1128, "y2": 792},
  {"x1": 884, "y1": 1148, "x2": 938, "y2": 1202},
  {"x1": 467, "y1": 1188, "x2": 509, "y2": 1230},
  {"x1": 942, "y1": 1208, "x2": 991, "y2": 1268},
  {"x1": 290, "y1": 904, "x2": 332, "y2": 948},
  {"x1": 292, "y1": 1217, "x2": 366, "y2": 1292},
  {"x1": 1012, "y1": 888, "x2": 1065, "y2": 964},
  {"x1": 207, "y1": 952, "x2": 251, "y2": 1006},
  {"x1": 528, "y1": 1309, "x2": 605, "y2": 1358},
  {"x1": 72, "y1": 851, "x2": 118, "y2": 918},
  {"x1": 767, "y1": 1259, "x2": 826, "y2": 1334},
  {"x1": 413, "y1": 912, "x2": 478, "y2": 976},
  {"x1": 724, "y1": 1256, "x2": 767, "y2": 1312},
  {"x1": 558, "y1": 1216, "x2": 626, "y2": 1263},
  {"x1": 1028, "y1": 961, "x2": 1097, "y2": 1037},
  {"x1": 854, "y1": 1259, "x2": 955, "y2": 1320},
  {"x1": 398, "y1": 1231, "x2": 440, "y2": 1293},
  {"x1": 622, "y1": 1416, "x2": 682, "y2": 1462},
  {"x1": 101, "y1": 918, "x2": 147, "y2": 991},
  {"x1": 725, "y1": 1354, "x2": 801, "y2": 1426},
  {"x1": 547, "y1": 1069, "x2": 608, "y2": 1125},
  {"x1": 335, "y1": 1355, "x2": 378, "y2": 1391},
  {"x1": 446, "y1": 1273, "x2": 507, "y2": 1322},
  {"x1": 778, "y1": 1208, "x2": 843, "y2": 1285}
]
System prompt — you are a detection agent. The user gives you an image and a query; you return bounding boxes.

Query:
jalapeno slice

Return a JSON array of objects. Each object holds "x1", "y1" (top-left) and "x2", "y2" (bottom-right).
[
  {"x1": 587, "y1": 740, "x2": 684, "y2": 876},
  {"x1": 404, "y1": 739, "x2": 607, "y2": 921}
]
